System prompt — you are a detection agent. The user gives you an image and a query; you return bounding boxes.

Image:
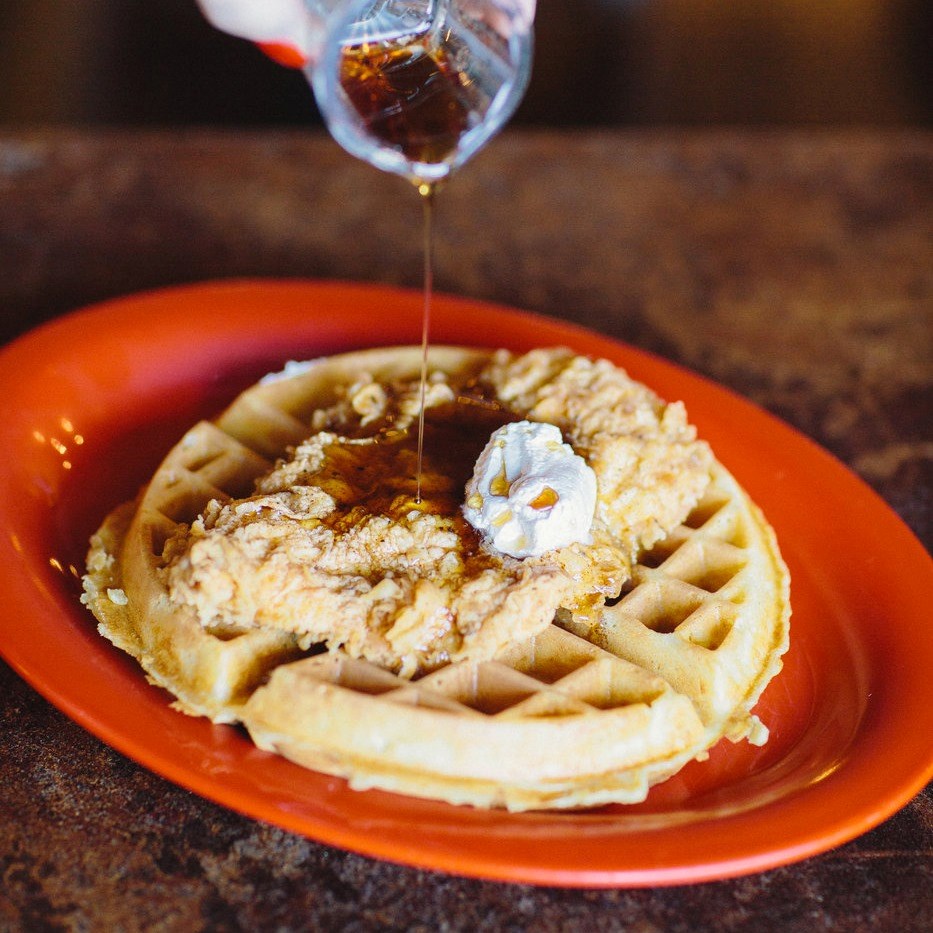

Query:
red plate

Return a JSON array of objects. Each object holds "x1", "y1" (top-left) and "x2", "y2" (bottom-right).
[{"x1": 0, "y1": 280, "x2": 930, "y2": 887}]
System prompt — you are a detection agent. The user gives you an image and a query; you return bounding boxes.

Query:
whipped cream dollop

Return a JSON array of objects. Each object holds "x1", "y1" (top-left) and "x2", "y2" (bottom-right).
[{"x1": 463, "y1": 421, "x2": 597, "y2": 559}]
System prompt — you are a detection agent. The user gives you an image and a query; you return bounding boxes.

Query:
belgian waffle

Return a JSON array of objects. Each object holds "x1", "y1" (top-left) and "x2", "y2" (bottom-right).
[
  {"x1": 82, "y1": 346, "x2": 789, "y2": 810},
  {"x1": 566, "y1": 462, "x2": 790, "y2": 749}
]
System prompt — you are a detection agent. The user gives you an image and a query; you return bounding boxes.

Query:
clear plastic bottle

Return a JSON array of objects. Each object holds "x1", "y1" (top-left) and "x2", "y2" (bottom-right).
[{"x1": 306, "y1": 0, "x2": 534, "y2": 183}]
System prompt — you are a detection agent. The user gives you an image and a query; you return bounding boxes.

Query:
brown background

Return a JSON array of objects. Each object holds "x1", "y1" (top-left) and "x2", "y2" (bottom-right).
[{"x1": 1, "y1": 0, "x2": 930, "y2": 128}]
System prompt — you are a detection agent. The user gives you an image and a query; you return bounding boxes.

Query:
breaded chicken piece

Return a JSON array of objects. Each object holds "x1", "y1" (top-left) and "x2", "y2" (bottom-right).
[
  {"x1": 483, "y1": 349, "x2": 713, "y2": 554},
  {"x1": 165, "y1": 349, "x2": 711, "y2": 676}
]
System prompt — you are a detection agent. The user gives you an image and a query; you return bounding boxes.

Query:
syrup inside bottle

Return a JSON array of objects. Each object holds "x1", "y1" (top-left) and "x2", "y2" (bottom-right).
[{"x1": 339, "y1": 39, "x2": 472, "y2": 165}]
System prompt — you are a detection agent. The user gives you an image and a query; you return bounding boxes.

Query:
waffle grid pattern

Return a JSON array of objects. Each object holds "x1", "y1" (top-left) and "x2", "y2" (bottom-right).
[
  {"x1": 280, "y1": 624, "x2": 670, "y2": 721},
  {"x1": 621, "y1": 487, "x2": 749, "y2": 651}
]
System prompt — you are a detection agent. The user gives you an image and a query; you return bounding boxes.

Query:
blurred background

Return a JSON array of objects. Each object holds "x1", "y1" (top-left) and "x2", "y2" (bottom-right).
[{"x1": 0, "y1": 0, "x2": 930, "y2": 127}]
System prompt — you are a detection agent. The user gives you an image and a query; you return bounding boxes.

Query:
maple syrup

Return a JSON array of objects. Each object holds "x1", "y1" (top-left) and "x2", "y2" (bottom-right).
[
  {"x1": 414, "y1": 183, "x2": 436, "y2": 501},
  {"x1": 322, "y1": 399, "x2": 512, "y2": 566},
  {"x1": 529, "y1": 486, "x2": 559, "y2": 511},
  {"x1": 339, "y1": 39, "x2": 473, "y2": 166}
]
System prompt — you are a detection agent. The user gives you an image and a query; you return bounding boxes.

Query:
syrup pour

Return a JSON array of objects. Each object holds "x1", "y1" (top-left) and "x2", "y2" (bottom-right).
[
  {"x1": 415, "y1": 182, "x2": 436, "y2": 502},
  {"x1": 339, "y1": 37, "x2": 475, "y2": 500}
]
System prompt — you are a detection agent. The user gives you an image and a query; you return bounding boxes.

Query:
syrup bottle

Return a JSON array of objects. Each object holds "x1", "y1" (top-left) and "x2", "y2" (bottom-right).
[{"x1": 309, "y1": 1, "x2": 534, "y2": 184}]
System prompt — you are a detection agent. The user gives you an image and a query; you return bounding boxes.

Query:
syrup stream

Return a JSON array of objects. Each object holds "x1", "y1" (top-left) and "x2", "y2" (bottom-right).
[{"x1": 415, "y1": 181, "x2": 437, "y2": 503}]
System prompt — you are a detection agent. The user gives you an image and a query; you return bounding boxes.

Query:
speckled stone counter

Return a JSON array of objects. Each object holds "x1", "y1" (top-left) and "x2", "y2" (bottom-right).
[{"x1": 1, "y1": 129, "x2": 930, "y2": 930}]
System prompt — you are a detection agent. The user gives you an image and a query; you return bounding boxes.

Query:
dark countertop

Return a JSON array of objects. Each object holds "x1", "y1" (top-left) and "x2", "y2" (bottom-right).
[{"x1": 0, "y1": 128, "x2": 930, "y2": 930}]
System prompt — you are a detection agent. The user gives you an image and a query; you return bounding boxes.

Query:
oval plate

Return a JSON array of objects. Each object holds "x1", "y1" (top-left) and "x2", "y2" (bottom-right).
[{"x1": 0, "y1": 280, "x2": 930, "y2": 887}]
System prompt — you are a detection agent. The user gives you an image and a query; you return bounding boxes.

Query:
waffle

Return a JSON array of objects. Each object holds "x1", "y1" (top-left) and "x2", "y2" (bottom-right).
[
  {"x1": 82, "y1": 345, "x2": 789, "y2": 810},
  {"x1": 82, "y1": 421, "x2": 305, "y2": 724},
  {"x1": 564, "y1": 462, "x2": 790, "y2": 749}
]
